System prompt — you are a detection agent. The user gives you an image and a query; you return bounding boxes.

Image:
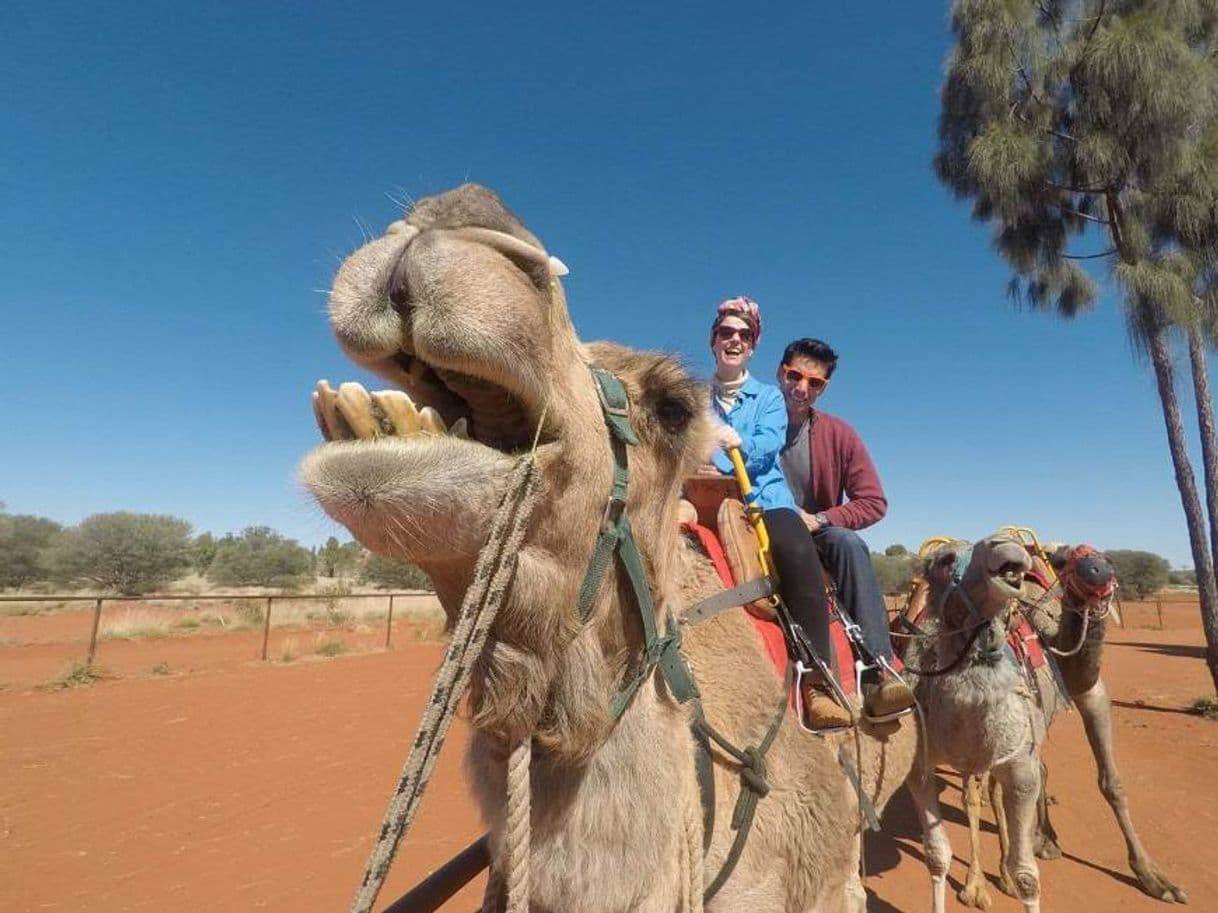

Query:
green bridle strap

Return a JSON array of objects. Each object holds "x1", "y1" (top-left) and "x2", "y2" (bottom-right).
[{"x1": 578, "y1": 367, "x2": 700, "y2": 721}]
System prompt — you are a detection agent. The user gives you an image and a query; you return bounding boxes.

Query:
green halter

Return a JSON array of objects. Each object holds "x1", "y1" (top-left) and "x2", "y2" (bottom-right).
[{"x1": 577, "y1": 367, "x2": 700, "y2": 720}]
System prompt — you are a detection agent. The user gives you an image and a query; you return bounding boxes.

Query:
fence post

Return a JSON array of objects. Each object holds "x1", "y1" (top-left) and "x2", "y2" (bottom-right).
[
  {"x1": 1157, "y1": 599, "x2": 1164, "y2": 630},
  {"x1": 86, "y1": 598, "x2": 103, "y2": 666},
  {"x1": 261, "y1": 596, "x2": 273, "y2": 661},
  {"x1": 386, "y1": 594, "x2": 395, "y2": 648}
]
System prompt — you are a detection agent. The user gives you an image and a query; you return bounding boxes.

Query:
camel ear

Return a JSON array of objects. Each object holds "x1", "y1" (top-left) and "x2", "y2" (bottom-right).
[
  {"x1": 1046, "y1": 544, "x2": 1071, "y2": 571},
  {"x1": 921, "y1": 546, "x2": 960, "y2": 585}
]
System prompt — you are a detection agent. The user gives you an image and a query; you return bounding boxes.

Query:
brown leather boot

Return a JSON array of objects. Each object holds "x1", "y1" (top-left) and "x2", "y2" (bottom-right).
[
  {"x1": 862, "y1": 673, "x2": 915, "y2": 720},
  {"x1": 799, "y1": 672, "x2": 853, "y2": 730}
]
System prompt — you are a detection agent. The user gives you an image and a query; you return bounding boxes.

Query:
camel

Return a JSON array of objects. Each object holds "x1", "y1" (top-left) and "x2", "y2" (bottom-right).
[
  {"x1": 299, "y1": 184, "x2": 949, "y2": 912},
  {"x1": 956, "y1": 545, "x2": 1187, "y2": 906},
  {"x1": 902, "y1": 534, "x2": 1060, "y2": 913}
]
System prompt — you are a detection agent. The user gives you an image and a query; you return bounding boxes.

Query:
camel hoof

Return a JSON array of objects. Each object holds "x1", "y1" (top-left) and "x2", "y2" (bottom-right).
[
  {"x1": 997, "y1": 872, "x2": 1019, "y2": 898},
  {"x1": 1034, "y1": 835, "x2": 1062, "y2": 860},
  {"x1": 1134, "y1": 866, "x2": 1187, "y2": 904},
  {"x1": 956, "y1": 882, "x2": 993, "y2": 909}
]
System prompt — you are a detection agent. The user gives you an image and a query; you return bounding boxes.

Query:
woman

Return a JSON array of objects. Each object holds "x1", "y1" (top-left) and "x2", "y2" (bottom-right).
[{"x1": 706, "y1": 297, "x2": 851, "y2": 730}]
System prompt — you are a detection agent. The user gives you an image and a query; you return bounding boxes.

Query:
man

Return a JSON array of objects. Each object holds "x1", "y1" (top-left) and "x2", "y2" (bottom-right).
[
  {"x1": 704, "y1": 298, "x2": 851, "y2": 730},
  {"x1": 776, "y1": 337, "x2": 914, "y2": 720}
]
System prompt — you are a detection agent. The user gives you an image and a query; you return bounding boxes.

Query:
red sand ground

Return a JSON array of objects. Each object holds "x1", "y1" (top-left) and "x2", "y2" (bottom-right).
[{"x1": 1, "y1": 598, "x2": 1216, "y2": 912}]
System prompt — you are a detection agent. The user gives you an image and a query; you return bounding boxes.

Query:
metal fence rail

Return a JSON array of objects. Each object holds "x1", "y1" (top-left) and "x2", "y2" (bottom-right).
[{"x1": 0, "y1": 591, "x2": 435, "y2": 665}]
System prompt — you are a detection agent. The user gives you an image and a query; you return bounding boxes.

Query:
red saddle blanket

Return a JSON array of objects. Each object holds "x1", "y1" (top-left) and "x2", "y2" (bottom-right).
[{"x1": 683, "y1": 521, "x2": 866, "y2": 697}]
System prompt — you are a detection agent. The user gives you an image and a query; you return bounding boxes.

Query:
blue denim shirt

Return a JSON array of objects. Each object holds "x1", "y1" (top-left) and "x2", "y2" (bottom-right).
[{"x1": 710, "y1": 374, "x2": 797, "y2": 512}]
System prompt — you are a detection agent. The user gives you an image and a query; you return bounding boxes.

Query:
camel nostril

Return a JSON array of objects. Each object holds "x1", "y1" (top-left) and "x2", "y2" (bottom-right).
[{"x1": 388, "y1": 248, "x2": 412, "y2": 315}]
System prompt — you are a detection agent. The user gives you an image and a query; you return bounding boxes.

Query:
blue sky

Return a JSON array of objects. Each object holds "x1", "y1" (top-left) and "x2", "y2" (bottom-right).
[{"x1": 0, "y1": 2, "x2": 1207, "y2": 565}]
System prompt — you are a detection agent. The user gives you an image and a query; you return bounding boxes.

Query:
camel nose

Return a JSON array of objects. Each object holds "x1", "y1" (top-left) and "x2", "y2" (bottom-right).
[{"x1": 1075, "y1": 554, "x2": 1115, "y2": 587}]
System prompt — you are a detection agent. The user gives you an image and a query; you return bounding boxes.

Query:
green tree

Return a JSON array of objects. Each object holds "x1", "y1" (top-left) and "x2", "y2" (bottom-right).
[
  {"x1": 206, "y1": 527, "x2": 313, "y2": 587},
  {"x1": 317, "y1": 536, "x2": 363, "y2": 578},
  {"x1": 870, "y1": 553, "x2": 915, "y2": 596},
  {"x1": 1107, "y1": 549, "x2": 1172, "y2": 599},
  {"x1": 47, "y1": 512, "x2": 192, "y2": 595},
  {"x1": 937, "y1": 0, "x2": 1218, "y2": 691},
  {"x1": 884, "y1": 544, "x2": 908, "y2": 557},
  {"x1": 191, "y1": 532, "x2": 218, "y2": 575},
  {"x1": 361, "y1": 553, "x2": 434, "y2": 591},
  {"x1": 0, "y1": 512, "x2": 63, "y2": 588}
]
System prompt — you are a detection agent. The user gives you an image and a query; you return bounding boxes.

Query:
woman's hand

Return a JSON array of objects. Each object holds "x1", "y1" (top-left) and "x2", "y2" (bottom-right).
[{"x1": 713, "y1": 422, "x2": 743, "y2": 453}]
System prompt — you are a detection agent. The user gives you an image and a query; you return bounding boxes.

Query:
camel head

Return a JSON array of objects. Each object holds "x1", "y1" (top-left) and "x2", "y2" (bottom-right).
[
  {"x1": 922, "y1": 533, "x2": 1033, "y2": 627},
  {"x1": 1049, "y1": 544, "x2": 1117, "y2": 610},
  {"x1": 300, "y1": 184, "x2": 714, "y2": 756}
]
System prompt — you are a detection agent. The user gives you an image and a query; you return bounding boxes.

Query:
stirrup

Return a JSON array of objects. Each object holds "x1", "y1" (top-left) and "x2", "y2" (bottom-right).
[
  {"x1": 794, "y1": 659, "x2": 855, "y2": 737},
  {"x1": 858, "y1": 656, "x2": 916, "y2": 724}
]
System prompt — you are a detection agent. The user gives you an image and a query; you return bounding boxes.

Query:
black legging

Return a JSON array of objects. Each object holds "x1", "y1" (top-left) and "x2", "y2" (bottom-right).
[{"x1": 763, "y1": 507, "x2": 831, "y2": 662}]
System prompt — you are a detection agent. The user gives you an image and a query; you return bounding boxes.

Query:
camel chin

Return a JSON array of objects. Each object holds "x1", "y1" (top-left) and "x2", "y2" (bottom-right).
[{"x1": 300, "y1": 434, "x2": 518, "y2": 565}]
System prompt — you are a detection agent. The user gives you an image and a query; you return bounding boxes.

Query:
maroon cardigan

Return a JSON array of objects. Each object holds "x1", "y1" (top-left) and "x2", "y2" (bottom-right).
[{"x1": 802, "y1": 409, "x2": 888, "y2": 531}]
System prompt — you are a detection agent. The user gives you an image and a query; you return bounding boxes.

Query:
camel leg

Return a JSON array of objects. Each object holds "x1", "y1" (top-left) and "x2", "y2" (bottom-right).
[
  {"x1": 987, "y1": 775, "x2": 1017, "y2": 897},
  {"x1": 956, "y1": 775, "x2": 993, "y2": 910},
  {"x1": 907, "y1": 772, "x2": 953, "y2": 913},
  {"x1": 1075, "y1": 678, "x2": 1187, "y2": 902},
  {"x1": 1032, "y1": 760, "x2": 1062, "y2": 860},
  {"x1": 991, "y1": 756, "x2": 1042, "y2": 913}
]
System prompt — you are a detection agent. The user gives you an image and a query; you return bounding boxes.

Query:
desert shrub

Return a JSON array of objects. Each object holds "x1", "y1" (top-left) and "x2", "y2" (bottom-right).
[
  {"x1": 206, "y1": 527, "x2": 312, "y2": 587},
  {"x1": 232, "y1": 598, "x2": 267, "y2": 628},
  {"x1": 1106, "y1": 550, "x2": 1171, "y2": 600},
  {"x1": 1168, "y1": 569, "x2": 1197, "y2": 587},
  {"x1": 315, "y1": 639, "x2": 346, "y2": 657},
  {"x1": 0, "y1": 512, "x2": 63, "y2": 588},
  {"x1": 883, "y1": 544, "x2": 908, "y2": 557},
  {"x1": 316, "y1": 537, "x2": 364, "y2": 578},
  {"x1": 44, "y1": 512, "x2": 192, "y2": 595},
  {"x1": 870, "y1": 552, "x2": 915, "y2": 596},
  {"x1": 191, "y1": 532, "x2": 218, "y2": 575},
  {"x1": 361, "y1": 553, "x2": 434, "y2": 590}
]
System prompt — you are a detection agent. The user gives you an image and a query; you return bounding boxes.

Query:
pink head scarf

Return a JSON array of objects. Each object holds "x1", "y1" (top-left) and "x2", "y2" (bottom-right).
[{"x1": 710, "y1": 296, "x2": 762, "y2": 346}]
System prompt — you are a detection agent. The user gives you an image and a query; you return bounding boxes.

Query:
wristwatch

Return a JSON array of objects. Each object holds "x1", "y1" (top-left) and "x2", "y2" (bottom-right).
[{"x1": 813, "y1": 512, "x2": 831, "y2": 528}]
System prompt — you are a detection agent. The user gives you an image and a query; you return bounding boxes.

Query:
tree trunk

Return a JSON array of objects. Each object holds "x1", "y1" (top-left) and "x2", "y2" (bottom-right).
[
  {"x1": 1149, "y1": 322, "x2": 1218, "y2": 695},
  {"x1": 1187, "y1": 324, "x2": 1218, "y2": 578}
]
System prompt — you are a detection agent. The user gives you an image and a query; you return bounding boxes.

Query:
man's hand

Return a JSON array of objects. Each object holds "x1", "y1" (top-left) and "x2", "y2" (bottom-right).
[
  {"x1": 696, "y1": 463, "x2": 723, "y2": 477},
  {"x1": 799, "y1": 509, "x2": 822, "y2": 532}
]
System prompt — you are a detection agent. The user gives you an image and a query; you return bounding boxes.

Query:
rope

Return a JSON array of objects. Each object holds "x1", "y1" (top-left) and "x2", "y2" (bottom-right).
[
  {"x1": 503, "y1": 738, "x2": 532, "y2": 913},
  {"x1": 348, "y1": 457, "x2": 543, "y2": 913}
]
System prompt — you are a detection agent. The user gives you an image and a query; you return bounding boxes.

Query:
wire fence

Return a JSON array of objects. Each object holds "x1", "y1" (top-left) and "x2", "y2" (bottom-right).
[{"x1": 0, "y1": 591, "x2": 435, "y2": 666}]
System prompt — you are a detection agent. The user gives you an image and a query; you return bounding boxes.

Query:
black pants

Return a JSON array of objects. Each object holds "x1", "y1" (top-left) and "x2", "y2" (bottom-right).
[{"x1": 764, "y1": 508, "x2": 832, "y2": 662}]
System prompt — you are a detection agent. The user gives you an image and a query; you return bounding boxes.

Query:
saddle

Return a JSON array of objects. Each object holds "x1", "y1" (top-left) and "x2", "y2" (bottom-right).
[{"x1": 680, "y1": 480, "x2": 859, "y2": 698}]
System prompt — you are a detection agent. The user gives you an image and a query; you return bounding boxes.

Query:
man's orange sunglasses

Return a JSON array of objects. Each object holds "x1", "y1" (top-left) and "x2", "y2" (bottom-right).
[{"x1": 780, "y1": 363, "x2": 828, "y2": 391}]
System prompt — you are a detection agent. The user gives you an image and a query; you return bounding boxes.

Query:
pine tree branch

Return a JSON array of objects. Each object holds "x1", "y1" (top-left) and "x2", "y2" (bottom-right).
[
  {"x1": 1052, "y1": 202, "x2": 1112, "y2": 225},
  {"x1": 1063, "y1": 249, "x2": 1117, "y2": 259}
]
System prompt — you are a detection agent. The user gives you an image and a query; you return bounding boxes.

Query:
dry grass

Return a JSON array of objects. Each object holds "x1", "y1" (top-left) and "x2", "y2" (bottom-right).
[
  {"x1": 1190, "y1": 696, "x2": 1218, "y2": 721},
  {"x1": 43, "y1": 661, "x2": 112, "y2": 690},
  {"x1": 99, "y1": 609, "x2": 175, "y2": 641},
  {"x1": 314, "y1": 639, "x2": 346, "y2": 657}
]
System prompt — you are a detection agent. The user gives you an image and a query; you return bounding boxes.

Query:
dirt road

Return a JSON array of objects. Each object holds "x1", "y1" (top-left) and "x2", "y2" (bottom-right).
[{"x1": 1, "y1": 599, "x2": 1214, "y2": 911}]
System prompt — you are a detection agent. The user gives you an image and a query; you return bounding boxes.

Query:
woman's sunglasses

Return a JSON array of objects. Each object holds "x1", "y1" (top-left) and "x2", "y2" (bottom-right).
[
  {"x1": 780, "y1": 364, "x2": 828, "y2": 391},
  {"x1": 714, "y1": 325, "x2": 755, "y2": 344}
]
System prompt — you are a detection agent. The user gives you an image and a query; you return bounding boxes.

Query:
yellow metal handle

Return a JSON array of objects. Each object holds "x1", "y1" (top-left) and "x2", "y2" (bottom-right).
[
  {"x1": 727, "y1": 447, "x2": 777, "y2": 580},
  {"x1": 998, "y1": 525, "x2": 1059, "y2": 585}
]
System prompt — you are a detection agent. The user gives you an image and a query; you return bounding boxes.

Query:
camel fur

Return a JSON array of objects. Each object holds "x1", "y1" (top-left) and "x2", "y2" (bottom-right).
[
  {"x1": 902, "y1": 534, "x2": 1049, "y2": 913},
  {"x1": 300, "y1": 184, "x2": 917, "y2": 912},
  {"x1": 957, "y1": 547, "x2": 1186, "y2": 906}
]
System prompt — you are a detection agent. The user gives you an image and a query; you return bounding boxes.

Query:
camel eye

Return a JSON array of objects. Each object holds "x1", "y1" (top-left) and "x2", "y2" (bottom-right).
[{"x1": 655, "y1": 397, "x2": 691, "y2": 433}]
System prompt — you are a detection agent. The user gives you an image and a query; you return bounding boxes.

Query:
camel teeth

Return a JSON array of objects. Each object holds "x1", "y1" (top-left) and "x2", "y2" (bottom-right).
[
  {"x1": 311, "y1": 392, "x2": 331, "y2": 441},
  {"x1": 336, "y1": 382, "x2": 380, "y2": 440},
  {"x1": 418, "y1": 406, "x2": 446, "y2": 435},
  {"x1": 373, "y1": 390, "x2": 421, "y2": 435},
  {"x1": 450, "y1": 417, "x2": 470, "y2": 439},
  {"x1": 314, "y1": 380, "x2": 354, "y2": 441}
]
